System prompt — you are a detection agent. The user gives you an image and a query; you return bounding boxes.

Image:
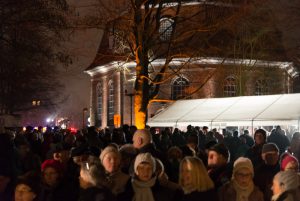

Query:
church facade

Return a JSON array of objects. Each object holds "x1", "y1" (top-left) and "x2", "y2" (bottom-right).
[{"x1": 84, "y1": 1, "x2": 299, "y2": 128}]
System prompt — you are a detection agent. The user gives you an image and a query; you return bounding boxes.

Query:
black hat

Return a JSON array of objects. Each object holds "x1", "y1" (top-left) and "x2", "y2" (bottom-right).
[{"x1": 209, "y1": 143, "x2": 230, "y2": 160}]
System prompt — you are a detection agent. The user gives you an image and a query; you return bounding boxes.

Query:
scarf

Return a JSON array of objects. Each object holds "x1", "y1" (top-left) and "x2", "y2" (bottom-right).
[
  {"x1": 182, "y1": 184, "x2": 198, "y2": 195},
  {"x1": 132, "y1": 177, "x2": 156, "y2": 201},
  {"x1": 232, "y1": 180, "x2": 254, "y2": 201}
]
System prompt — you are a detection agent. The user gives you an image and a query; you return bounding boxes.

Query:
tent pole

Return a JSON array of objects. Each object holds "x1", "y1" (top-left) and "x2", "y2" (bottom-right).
[{"x1": 252, "y1": 119, "x2": 254, "y2": 136}]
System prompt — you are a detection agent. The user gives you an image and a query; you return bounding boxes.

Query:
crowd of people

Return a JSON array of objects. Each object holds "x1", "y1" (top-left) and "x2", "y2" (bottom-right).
[{"x1": 0, "y1": 125, "x2": 300, "y2": 201}]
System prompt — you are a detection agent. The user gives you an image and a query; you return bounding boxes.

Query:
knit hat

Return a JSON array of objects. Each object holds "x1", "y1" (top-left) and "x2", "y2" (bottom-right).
[
  {"x1": 209, "y1": 143, "x2": 230, "y2": 160},
  {"x1": 275, "y1": 170, "x2": 299, "y2": 191},
  {"x1": 262, "y1": 143, "x2": 279, "y2": 153},
  {"x1": 233, "y1": 157, "x2": 254, "y2": 178},
  {"x1": 134, "y1": 153, "x2": 156, "y2": 175},
  {"x1": 99, "y1": 146, "x2": 120, "y2": 163},
  {"x1": 41, "y1": 159, "x2": 63, "y2": 175},
  {"x1": 280, "y1": 153, "x2": 299, "y2": 171}
]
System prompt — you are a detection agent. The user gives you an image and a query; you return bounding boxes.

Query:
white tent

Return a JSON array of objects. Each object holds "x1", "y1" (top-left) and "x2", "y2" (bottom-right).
[{"x1": 147, "y1": 93, "x2": 300, "y2": 129}]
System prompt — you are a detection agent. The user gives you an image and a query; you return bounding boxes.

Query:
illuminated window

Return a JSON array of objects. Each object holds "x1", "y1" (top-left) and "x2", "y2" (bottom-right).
[
  {"x1": 96, "y1": 82, "x2": 102, "y2": 125},
  {"x1": 172, "y1": 77, "x2": 189, "y2": 100},
  {"x1": 108, "y1": 80, "x2": 114, "y2": 122},
  {"x1": 224, "y1": 76, "x2": 237, "y2": 97},
  {"x1": 255, "y1": 79, "x2": 269, "y2": 95},
  {"x1": 32, "y1": 100, "x2": 41, "y2": 106},
  {"x1": 159, "y1": 17, "x2": 174, "y2": 41}
]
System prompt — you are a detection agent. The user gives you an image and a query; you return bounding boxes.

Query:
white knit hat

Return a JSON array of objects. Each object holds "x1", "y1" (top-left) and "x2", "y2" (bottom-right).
[
  {"x1": 233, "y1": 157, "x2": 254, "y2": 178},
  {"x1": 134, "y1": 153, "x2": 156, "y2": 175},
  {"x1": 99, "y1": 146, "x2": 120, "y2": 163},
  {"x1": 275, "y1": 170, "x2": 299, "y2": 192}
]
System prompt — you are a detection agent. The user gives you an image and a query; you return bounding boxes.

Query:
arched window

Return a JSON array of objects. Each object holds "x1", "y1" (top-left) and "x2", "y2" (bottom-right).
[
  {"x1": 172, "y1": 77, "x2": 189, "y2": 100},
  {"x1": 255, "y1": 79, "x2": 269, "y2": 95},
  {"x1": 223, "y1": 76, "x2": 237, "y2": 97},
  {"x1": 159, "y1": 17, "x2": 174, "y2": 41},
  {"x1": 96, "y1": 82, "x2": 102, "y2": 126},
  {"x1": 108, "y1": 80, "x2": 114, "y2": 124}
]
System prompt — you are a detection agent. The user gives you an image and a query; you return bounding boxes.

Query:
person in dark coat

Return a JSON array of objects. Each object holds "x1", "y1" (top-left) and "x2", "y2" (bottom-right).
[
  {"x1": 40, "y1": 159, "x2": 78, "y2": 201},
  {"x1": 267, "y1": 126, "x2": 290, "y2": 155},
  {"x1": 246, "y1": 128, "x2": 267, "y2": 168},
  {"x1": 207, "y1": 143, "x2": 232, "y2": 189},
  {"x1": 254, "y1": 143, "x2": 280, "y2": 201},
  {"x1": 175, "y1": 156, "x2": 217, "y2": 201},
  {"x1": 78, "y1": 158, "x2": 115, "y2": 201}
]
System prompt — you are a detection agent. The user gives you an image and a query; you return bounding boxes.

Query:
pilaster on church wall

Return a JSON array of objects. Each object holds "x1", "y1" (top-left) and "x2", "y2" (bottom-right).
[
  {"x1": 102, "y1": 76, "x2": 108, "y2": 128},
  {"x1": 90, "y1": 78, "x2": 99, "y2": 127},
  {"x1": 114, "y1": 71, "x2": 121, "y2": 120}
]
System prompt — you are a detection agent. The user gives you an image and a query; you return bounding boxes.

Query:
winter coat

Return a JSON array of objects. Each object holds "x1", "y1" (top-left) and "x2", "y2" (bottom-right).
[
  {"x1": 174, "y1": 188, "x2": 218, "y2": 201},
  {"x1": 208, "y1": 163, "x2": 232, "y2": 189},
  {"x1": 254, "y1": 163, "x2": 280, "y2": 201},
  {"x1": 117, "y1": 178, "x2": 175, "y2": 201},
  {"x1": 272, "y1": 190, "x2": 300, "y2": 201},
  {"x1": 218, "y1": 181, "x2": 264, "y2": 201},
  {"x1": 78, "y1": 186, "x2": 116, "y2": 201},
  {"x1": 107, "y1": 171, "x2": 130, "y2": 195}
]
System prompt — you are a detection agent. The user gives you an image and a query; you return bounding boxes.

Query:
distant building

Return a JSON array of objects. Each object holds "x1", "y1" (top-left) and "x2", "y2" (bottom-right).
[{"x1": 84, "y1": 1, "x2": 299, "y2": 128}]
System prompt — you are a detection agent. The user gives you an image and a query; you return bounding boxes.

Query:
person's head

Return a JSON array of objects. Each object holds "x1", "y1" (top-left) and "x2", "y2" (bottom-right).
[
  {"x1": 232, "y1": 157, "x2": 254, "y2": 187},
  {"x1": 132, "y1": 129, "x2": 152, "y2": 149},
  {"x1": 14, "y1": 172, "x2": 41, "y2": 201},
  {"x1": 79, "y1": 159, "x2": 107, "y2": 189},
  {"x1": 179, "y1": 157, "x2": 214, "y2": 193},
  {"x1": 261, "y1": 143, "x2": 279, "y2": 166},
  {"x1": 233, "y1": 130, "x2": 239, "y2": 137},
  {"x1": 186, "y1": 134, "x2": 198, "y2": 149},
  {"x1": 100, "y1": 146, "x2": 121, "y2": 174},
  {"x1": 16, "y1": 140, "x2": 31, "y2": 158},
  {"x1": 134, "y1": 153, "x2": 156, "y2": 182},
  {"x1": 254, "y1": 129, "x2": 266, "y2": 145},
  {"x1": 272, "y1": 170, "x2": 299, "y2": 196},
  {"x1": 52, "y1": 143, "x2": 71, "y2": 164},
  {"x1": 208, "y1": 143, "x2": 229, "y2": 168},
  {"x1": 280, "y1": 153, "x2": 299, "y2": 172},
  {"x1": 41, "y1": 159, "x2": 63, "y2": 187}
]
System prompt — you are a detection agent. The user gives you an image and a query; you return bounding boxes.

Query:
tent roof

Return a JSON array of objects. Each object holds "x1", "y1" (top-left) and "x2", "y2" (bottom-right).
[{"x1": 147, "y1": 93, "x2": 300, "y2": 128}]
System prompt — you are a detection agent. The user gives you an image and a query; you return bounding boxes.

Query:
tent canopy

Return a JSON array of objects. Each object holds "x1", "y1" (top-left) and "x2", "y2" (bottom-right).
[{"x1": 147, "y1": 93, "x2": 300, "y2": 128}]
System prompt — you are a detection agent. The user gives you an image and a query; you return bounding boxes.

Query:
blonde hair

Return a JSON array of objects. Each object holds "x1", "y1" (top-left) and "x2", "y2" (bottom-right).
[{"x1": 179, "y1": 156, "x2": 214, "y2": 192}]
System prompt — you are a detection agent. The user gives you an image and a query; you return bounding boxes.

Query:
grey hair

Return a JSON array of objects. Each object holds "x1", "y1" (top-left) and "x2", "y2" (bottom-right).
[{"x1": 80, "y1": 157, "x2": 107, "y2": 187}]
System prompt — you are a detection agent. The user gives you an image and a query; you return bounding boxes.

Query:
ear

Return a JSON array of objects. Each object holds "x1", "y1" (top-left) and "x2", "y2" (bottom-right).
[{"x1": 137, "y1": 137, "x2": 143, "y2": 146}]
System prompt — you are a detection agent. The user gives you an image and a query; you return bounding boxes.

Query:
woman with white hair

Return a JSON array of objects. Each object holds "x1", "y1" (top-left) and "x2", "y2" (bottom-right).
[
  {"x1": 271, "y1": 170, "x2": 300, "y2": 201},
  {"x1": 78, "y1": 158, "x2": 116, "y2": 201},
  {"x1": 176, "y1": 156, "x2": 217, "y2": 201},
  {"x1": 218, "y1": 157, "x2": 263, "y2": 201}
]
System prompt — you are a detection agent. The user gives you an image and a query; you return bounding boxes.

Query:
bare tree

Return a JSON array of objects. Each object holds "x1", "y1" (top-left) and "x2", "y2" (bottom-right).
[
  {"x1": 89, "y1": 0, "x2": 294, "y2": 128},
  {"x1": 0, "y1": 0, "x2": 72, "y2": 114}
]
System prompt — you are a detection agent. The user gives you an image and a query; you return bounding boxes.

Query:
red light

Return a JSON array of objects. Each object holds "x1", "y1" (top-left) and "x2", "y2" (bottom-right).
[{"x1": 70, "y1": 127, "x2": 77, "y2": 133}]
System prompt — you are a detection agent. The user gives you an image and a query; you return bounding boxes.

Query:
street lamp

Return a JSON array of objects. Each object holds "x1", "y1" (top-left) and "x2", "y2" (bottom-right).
[
  {"x1": 82, "y1": 107, "x2": 88, "y2": 128},
  {"x1": 125, "y1": 89, "x2": 134, "y2": 126}
]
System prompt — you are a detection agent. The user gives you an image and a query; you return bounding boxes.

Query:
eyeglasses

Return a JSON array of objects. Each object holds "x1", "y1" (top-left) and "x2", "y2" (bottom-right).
[{"x1": 235, "y1": 173, "x2": 252, "y2": 178}]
